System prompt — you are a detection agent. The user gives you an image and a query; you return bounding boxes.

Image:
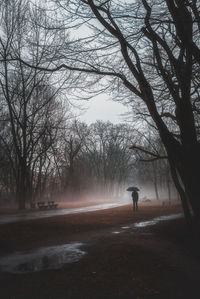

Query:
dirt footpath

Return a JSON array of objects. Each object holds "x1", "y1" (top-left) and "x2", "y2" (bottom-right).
[{"x1": 0, "y1": 203, "x2": 200, "y2": 298}]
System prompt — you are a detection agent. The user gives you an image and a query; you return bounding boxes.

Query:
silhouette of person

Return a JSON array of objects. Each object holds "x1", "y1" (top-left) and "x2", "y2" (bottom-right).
[{"x1": 132, "y1": 190, "x2": 139, "y2": 211}]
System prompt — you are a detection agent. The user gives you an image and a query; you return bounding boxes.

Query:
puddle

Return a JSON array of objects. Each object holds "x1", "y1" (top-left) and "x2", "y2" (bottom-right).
[
  {"x1": 0, "y1": 202, "x2": 129, "y2": 224},
  {"x1": 0, "y1": 242, "x2": 86, "y2": 274},
  {"x1": 111, "y1": 214, "x2": 183, "y2": 236},
  {"x1": 134, "y1": 213, "x2": 183, "y2": 228},
  {"x1": 110, "y1": 214, "x2": 183, "y2": 236}
]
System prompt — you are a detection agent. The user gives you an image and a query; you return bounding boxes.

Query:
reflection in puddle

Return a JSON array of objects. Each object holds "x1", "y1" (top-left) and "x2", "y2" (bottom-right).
[
  {"x1": 134, "y1": 213, "x2": 183, "y2": 228},
  {"x1": 111, "y1": 214, "x2": 183, "y2": 236},
  {"x1": 0, "y1": 242, "x2": 86, "y2": 274}
]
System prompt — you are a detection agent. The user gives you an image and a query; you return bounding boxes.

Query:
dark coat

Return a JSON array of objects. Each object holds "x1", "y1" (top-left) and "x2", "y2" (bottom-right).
[{"x1": 132, "y1": 190, "x2": 138, "y2": 202}]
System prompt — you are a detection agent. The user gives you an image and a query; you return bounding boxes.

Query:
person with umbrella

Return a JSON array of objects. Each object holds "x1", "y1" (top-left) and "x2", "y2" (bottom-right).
[{"x1": 127, "y1": 187, "x2": 139, "y2": 211}]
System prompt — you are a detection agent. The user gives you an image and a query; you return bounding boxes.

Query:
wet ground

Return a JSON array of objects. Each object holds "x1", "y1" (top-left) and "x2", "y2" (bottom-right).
[
  {"x1": 0, "y1": 242, "x2": 86, "y2": 274},
  {"x1": 0, "y1": 213, "x2": 183, "y2": 274},
  {"x1": 0, "y1": 203, "x2": 199, "y2": 298}
]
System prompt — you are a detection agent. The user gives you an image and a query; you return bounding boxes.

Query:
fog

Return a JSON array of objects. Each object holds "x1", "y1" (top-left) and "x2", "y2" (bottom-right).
[{"x1": 0, "y1": 178, "x2": 179, "y2": 213}]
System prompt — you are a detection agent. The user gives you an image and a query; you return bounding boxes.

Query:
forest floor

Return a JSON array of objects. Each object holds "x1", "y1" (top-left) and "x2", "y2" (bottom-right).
[{"x1": 0, "y1": 202, "x2": 200, "y2": 298}]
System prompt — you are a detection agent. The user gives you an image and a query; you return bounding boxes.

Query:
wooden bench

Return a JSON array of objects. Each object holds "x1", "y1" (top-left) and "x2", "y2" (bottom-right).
[
  {"x1": 48, "y1": 201, "x2": 58, "y2": 209},
  {"x1": 37, "y1": 202, "x2": 49, "y2": 210}
]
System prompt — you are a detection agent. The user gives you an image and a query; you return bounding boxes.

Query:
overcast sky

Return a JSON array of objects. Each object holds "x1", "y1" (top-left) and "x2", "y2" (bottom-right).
[{"x1": 77, "y1": 94, "x2": 129, "y2": 124}]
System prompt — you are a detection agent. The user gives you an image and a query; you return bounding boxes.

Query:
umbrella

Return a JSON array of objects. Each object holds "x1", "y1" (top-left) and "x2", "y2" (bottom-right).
[{"x1": 126, "y1": 186, "x2": 140, "y2": 191}]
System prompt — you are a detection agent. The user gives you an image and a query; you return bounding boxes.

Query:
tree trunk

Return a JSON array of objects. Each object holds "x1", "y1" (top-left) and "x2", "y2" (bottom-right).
[
  {"x1": 16, "y1": 171, "x2": 26, "y2": 210},
  {"x1": 166, "y1": 165, "x2": 171, "y2": 205},
  {"x1": 174, "y1": 146, "x2": 200, "y2": 224},
  {"x1": 166, "y1": 177, "x2": 171, "y2": 206},
  {"x1": 152, "y1": 162, "x2": 159, "y2": 200},
  {"x1": 16, "y1": 158, "x2": 29, "y2": 210},
  {"x1": 168, "y1": 159, "x2": 192, "y2": 226}
]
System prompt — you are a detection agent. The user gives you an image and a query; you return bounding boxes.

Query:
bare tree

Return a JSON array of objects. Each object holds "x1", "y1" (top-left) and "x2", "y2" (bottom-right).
[
  {"x1": 77, "y1": 121, "x2": 135, "y2": 197},
  {"x1": 0, "y1": 0, "x2": 69, "y2": 208},
  {"x1": 3, "y1": 0, "x2": 200, "y2": 221},
  {"x1": 40, "y1": 0, "x2": 199, "y2": 222}
]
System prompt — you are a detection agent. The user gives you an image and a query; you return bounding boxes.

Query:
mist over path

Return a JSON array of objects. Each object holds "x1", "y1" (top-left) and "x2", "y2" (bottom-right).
[{"x1": 0, "y1": 201, "x2": 129, "y2": 225}]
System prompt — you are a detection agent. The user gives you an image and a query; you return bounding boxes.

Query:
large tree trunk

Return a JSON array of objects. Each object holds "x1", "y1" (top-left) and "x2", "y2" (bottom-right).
[
  {"x1": 178, "y1": 150, "x2": 200, "y2": 222},
  {"x1": 165, "y1": 138, "x2": 200, "y2": 226},
  {"x1": 168, "y1": 159, "x2": 192, "y2": 226}
]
